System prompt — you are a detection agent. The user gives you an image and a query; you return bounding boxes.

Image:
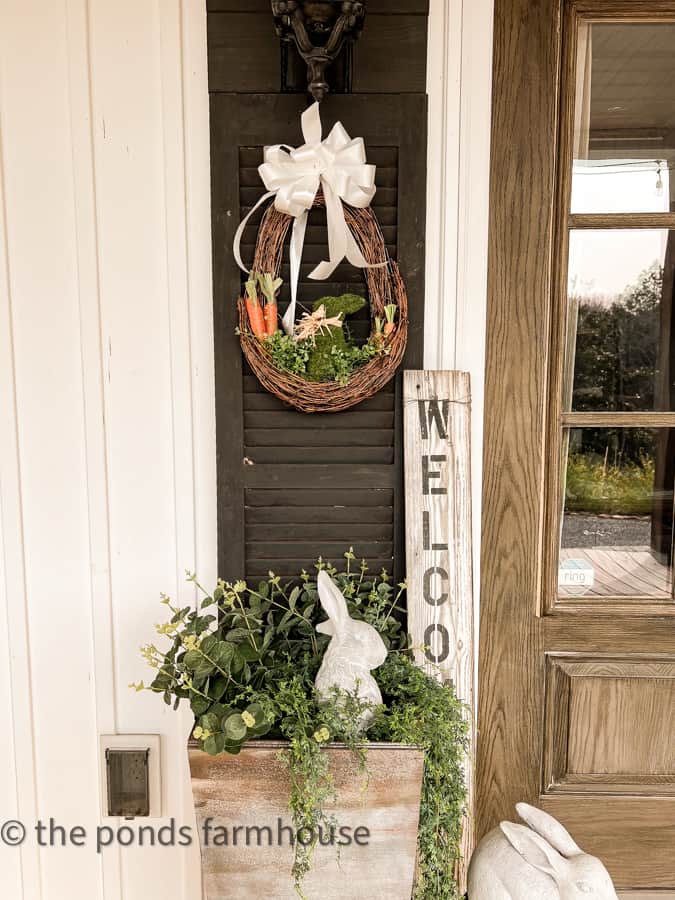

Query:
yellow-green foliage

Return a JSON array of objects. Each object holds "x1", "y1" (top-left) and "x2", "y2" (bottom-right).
[{"x1": 565, "y1": 454, "x2": 655, "y2": 516}]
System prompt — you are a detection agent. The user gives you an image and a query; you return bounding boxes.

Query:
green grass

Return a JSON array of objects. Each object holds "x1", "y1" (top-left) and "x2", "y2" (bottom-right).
[{"x1": 565, "y1": 454, "x2": 654, "y2": 516}]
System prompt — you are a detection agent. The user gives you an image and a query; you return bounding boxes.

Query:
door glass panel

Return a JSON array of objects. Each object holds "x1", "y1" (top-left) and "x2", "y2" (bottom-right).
[
  {"x1": 566, "y1": 229, "x2": 675, "y2": 412},
  {"x1": 559, "y1": 427, "x2": 674, "y2": 599},
  {"x1": 571, "y1": 22, "x2": 675, "y2": 214}
]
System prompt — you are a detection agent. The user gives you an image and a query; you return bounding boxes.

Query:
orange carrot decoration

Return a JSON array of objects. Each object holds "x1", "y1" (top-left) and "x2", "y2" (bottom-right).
[
  {"x1": 245, "y1": 275, "x2": 265, "y2": 339},
  {"x1": 258, "y1": 272, "x2": 283, "y2": 336},
  {"x1": 383, "y1": 304, "x2": 397, "y2": 337}
]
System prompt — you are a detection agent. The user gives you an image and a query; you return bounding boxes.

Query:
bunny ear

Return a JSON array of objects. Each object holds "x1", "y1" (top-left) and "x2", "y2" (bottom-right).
[
  {"x1": 516, "y1": 803, "x2": 581, "y2": 858},
  {"x1": 317, "y1": 570, "x2": 350, "y2": 632},
  {"x1": 500, "y1": 822, "x2": 564, "y2": 881}
]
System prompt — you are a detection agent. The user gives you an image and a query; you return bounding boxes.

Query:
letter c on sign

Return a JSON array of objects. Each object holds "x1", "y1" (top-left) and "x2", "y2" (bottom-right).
[
  {"x1": 424, "y1": 623, "x2": 450, "y2": 664},
  {"x1": 423, "y1": 566, "x2": 448, "y2": 606}
]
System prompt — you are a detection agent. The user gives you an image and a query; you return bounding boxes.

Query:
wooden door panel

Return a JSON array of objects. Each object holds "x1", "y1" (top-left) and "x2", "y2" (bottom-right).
[
  {"x1": 543, "y1": 655, "x2": 675, "y2": 791},
  {"x1": 540, "y1": 797, "x2": 675, "y2": 889}
]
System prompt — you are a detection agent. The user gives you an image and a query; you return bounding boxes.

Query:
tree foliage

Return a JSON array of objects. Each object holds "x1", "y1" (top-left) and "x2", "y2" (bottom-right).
[{"x1": 571, "y1": 261, "x2": 663, "y2": 464}]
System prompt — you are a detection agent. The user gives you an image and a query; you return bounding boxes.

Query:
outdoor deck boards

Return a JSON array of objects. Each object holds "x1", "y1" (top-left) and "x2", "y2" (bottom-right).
[{"x1": 559, "y1": 546, "x2": 673, "y2": 598}]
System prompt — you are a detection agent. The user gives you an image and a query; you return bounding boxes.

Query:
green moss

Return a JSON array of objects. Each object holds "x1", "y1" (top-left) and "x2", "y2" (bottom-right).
[
  {"x1": 306, "y1": 294, "x2": 367, "y2": 381},
  {"x1": 314, "y1": 293, "x2": 366, "y2": 318}
]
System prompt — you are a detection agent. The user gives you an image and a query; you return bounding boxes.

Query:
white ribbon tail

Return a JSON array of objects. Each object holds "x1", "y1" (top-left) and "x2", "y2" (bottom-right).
[
  {"x1": 309, "y1": 182, "x2": 386, "y2": 282},
  {"x1": 232, "y1": 190, "x2": 275, "y2": 275},
  {"x1": 282, "y1": 210, "x2": 309, "y2": 336}
]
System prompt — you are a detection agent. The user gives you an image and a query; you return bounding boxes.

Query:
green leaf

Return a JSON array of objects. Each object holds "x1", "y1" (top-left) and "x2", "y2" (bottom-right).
[
  {"x1": 209, "y1": 703, "x2": 232, "y2": 721},
  {"x1": 190, "y1": 696, "x2": 211, "y2": 716},
  {"x1": 226, "y1": 627, "x2": 250, "y2": 643},
  {"x1": 243, "y1": 702, "x2": 272, "y2": 737},
  {"x1": 183, "y1": 650, "x2": 213, "y2": 679},
  {"x1": 222, "y1": 712, "x2": 247, "y2": 742},
  {"x1": 288, "y1": 586, "x2": 300, "y2": 611},
  {"x1": 210, "y1": 676, "x2": 229, "y2": 701},
  {"x1": 238, "y1": 642, "x2": 260, "y2": 662},
  {"x1": 200, "y1": 634, "x2": 218, "y2": 655},
  {"x1": 261, "y1": 629, "x2": 274, "y2": 651},
  {"x1": 258, "y1": 580, "x2": 270, "y2": 598},
  {"x1": 200, "y1": 712, "x2": 220, "y2": 733},
  {"x1": 244, "y1": 702, "x2": 266, "y2": 727},
  {"x1": 183, "y1": 649, "x2": 202, "y2": 668},
  {"x1": 248, "y1": 720, "x2": 271, "y2": 738},
  {"x1": 211, "y1": 641, "x2": 235, "y2": 667},
  {"x1": 203, "y1": 733, "x2": 226, "y2": 756}
]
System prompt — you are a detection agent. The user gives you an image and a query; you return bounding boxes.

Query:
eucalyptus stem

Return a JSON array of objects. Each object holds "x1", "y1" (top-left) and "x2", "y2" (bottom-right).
[{"x1": 234, "y1": 595, "x2": 260, "y2": 652}]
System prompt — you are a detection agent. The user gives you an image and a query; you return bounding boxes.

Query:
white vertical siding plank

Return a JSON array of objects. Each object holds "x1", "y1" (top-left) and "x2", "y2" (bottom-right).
[
  {"x1": 157, "y1": 0, "x2": 207, "y2": 896},
  {"x1": 0, "y1": 128, "x2": 35, "y2": 900},
  {"x1": 0, "y1": 507, "x2": 24, "y2": 900},
  {"x1": 0, "y1": 2, "x2": 105, "y2": 897},
  {"x1": 65, "y1": 0, "x2": 123, "y2": 893},
  {"x1": 181, "y1": 0, "x2": 217, "y2": 601},
  {"x1": 87, "y1": 0, "x2": 203, "y2": 895},
  {"x1": 179, "y1": 4, "x2": 217, "y2": 893}
]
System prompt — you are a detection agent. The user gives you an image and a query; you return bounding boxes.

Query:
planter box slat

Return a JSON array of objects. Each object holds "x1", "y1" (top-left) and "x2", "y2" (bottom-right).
[{"x1": 189, "y1": 741, "x2": 424, "y2": 899}]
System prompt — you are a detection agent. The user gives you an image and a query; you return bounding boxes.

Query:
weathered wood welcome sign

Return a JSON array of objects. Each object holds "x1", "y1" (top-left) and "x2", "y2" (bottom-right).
[{"x1": 403, "y1": 370, "x2": 475, "y2": 882}]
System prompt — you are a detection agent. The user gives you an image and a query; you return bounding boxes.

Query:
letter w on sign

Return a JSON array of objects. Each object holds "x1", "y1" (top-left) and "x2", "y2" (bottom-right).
[{"x1": 403, "y1": 370, "x2": 475, "y2": 888}]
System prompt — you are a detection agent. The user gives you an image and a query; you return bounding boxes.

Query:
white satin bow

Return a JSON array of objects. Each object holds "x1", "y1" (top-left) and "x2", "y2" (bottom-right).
[{"x1": 233, "y1": 102, "x2": 383, "y2": 335}]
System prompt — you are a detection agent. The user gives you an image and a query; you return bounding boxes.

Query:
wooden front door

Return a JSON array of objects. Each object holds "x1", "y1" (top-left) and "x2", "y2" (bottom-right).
[{"x1": 478, "y1": 0, "x2": 675, "y2": 890}]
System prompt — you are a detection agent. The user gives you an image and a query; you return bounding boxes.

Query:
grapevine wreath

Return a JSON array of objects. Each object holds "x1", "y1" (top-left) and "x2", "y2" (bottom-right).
[{"x1": 233, "y1": 104, "x2": 408, "y2": 414}]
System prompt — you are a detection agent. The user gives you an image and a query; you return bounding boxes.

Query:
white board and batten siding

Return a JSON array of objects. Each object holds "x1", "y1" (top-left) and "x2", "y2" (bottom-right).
[
  {"x1": 403, "y1": 370, "x2": 476, "y2": 884},
  {"x1": 0, "y1": 1, "x2": 214, "y2": 898}
]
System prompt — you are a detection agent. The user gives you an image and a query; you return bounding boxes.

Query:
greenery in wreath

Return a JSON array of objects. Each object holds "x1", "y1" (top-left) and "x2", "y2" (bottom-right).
[
  {"x1": 134, "y1": 551, "x2": 468, "y2": 899},
  {"x1": 242, "y1": 271, "x2": 398, "y2": 385}
]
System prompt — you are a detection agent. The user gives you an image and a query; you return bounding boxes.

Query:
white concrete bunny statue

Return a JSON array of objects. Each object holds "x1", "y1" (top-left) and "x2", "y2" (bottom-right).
[
  {"x1": 468, "y1": 802, "x2": 618, "y2": 899},
  {"x1": 314, "y1": 569, "x2": 388, "y2": 729}
]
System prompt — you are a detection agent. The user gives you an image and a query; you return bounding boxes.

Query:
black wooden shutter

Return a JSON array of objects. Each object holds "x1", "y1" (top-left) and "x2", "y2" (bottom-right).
[{"x1": 209, "y1": 25, "x2": 427, "y2": 585}]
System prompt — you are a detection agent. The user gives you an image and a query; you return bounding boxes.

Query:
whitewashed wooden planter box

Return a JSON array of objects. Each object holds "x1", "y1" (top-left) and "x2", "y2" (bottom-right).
[{"x1": 189, "y1": 740, "x2": 424, "y2": 900}]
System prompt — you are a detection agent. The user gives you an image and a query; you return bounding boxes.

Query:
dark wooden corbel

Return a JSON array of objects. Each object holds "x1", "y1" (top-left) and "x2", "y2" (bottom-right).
[{"x1": 271, "y1": 1, "x2": 366, "y2": 102}]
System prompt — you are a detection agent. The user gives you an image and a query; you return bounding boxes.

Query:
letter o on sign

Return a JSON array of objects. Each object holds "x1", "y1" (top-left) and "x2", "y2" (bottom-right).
[{"x1": 424, "y1": 623, "x2": 450, "y2": 664}]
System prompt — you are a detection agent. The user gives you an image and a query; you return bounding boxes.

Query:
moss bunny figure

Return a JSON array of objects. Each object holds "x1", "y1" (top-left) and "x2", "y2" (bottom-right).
[{"x1": 306, "y1": 293, "x2": 366, "y2": 381}]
